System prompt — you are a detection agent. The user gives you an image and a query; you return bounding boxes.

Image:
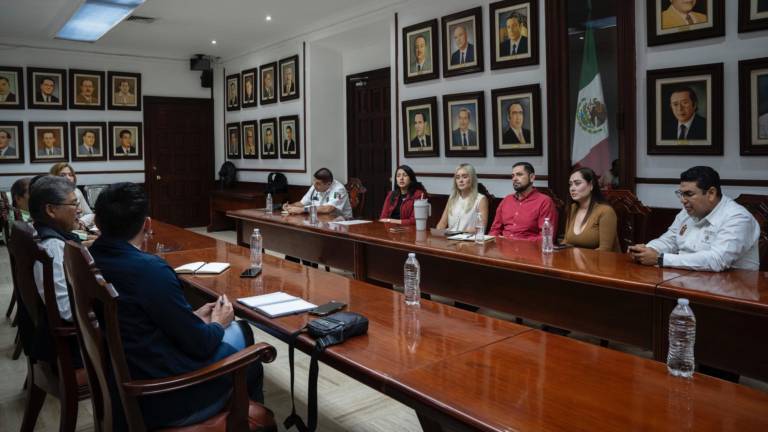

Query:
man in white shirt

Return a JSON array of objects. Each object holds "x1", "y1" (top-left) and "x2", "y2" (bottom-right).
[
  {"x1": 629, "y1": 166, "x2": 760, "y2": 272},
  {"x1": 283, "y1": 168, "x2": 353, "y2": 219}
]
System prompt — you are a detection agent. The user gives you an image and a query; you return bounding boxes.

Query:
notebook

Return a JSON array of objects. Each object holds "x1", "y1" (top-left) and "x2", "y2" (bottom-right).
[
  {"x1": 238, "y1": 292, "x2": 317, "y2": 318},
  {"x1": 174, "y1": 262, "x2": 231, "y2": 274},
  {"x1": 447, "y1": 233, "x2": 496, "y2": 242}
]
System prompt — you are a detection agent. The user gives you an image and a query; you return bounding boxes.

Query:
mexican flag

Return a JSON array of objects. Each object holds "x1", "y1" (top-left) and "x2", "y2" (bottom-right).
[{"x1": 571, "y1": 14, "x2": 610, "y2": 176}]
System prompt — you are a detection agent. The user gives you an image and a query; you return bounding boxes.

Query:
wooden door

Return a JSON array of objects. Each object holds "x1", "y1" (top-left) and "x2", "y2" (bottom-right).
[
  {"x1": 144, "y1": 96, "x2": 214, "y2": 227},
  {"x1": 346, "y1": 67, "x2": 391, "y2": 219}
]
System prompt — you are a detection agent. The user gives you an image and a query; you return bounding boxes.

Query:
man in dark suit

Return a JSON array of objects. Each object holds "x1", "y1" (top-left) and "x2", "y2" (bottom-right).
[
  {"x1": 262, "y1": 127, "x2": 275, "y2": 155},
  {"x1": 450, "y1": 25, "x2": 475, "y2": 66},
  {"x1": 262, "y1": 71, "x2": 274, "y2": 99},
  {"x1": 282, "y1": 67, "x2": 295, "y2": 96},
  {"x1": 37, "y1": 77, "x2": 59, "y2": 103},
  {"x1": 409, "y1": 112, "x2": 432, "y2": 149},
  {"x1": 451, "y1": 108, "x2": 477, "y2": 147},
  {"x1": 499, "y1": 14, "x2": 528, "y2": 57},
  {"x1": 662, "y1": 86, "x2": 707, "y2": 141},
  {"x1": 115, "y1": 129, "x2": 137, "y2": 155},
  {"x1": 282, "y1": 125, "x2": 296, "y2": 154},
  {"x1": 502, "y1": 102, "x2": 531, "y2": 145},
  {"x1": 89, "y1": 182, "x2": 265, "y2": 429},
  {"x1": 0, "y1": 76, "x2": 17, "y2": 103},
  {"x1": 78, "y1": 130, "x2": 100, "y2": 156},
  {"x1": 0, "y1": 129, "x2": 17, "y2": 157}
]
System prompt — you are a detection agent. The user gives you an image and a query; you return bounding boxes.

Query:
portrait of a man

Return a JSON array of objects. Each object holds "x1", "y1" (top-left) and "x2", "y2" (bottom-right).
[
  {"x1": 282, "y1": 125, "x2": 296, "y2": 154},
  {"x1": 279, "y1": 55, "x2": 300, "y2": 101},
  {"x1": 282, "y1": 66, "x2": 295, "y2": 96},
  {"x1": 261, "y1": 63, "x2": 277, "y2": 104},
  {"x1": 500, "y1": 13, "x2": 528, "y2": 58},
  {"x1": 114, "y1": 79, "x2": 135, "y2": 105},
  {"x1": 226, "y1": 74, "x2": 239, "y2": 110},
  {"x1": 40, "y1": 130, "x2": 62, "y2": 156},
  {"x1": 261, "y1": 121, "x2": 277, "y2": 158},
  {"x1": 242, "y1": 122, "x2": 258, "y2": 158},
  {"x1": 491, "y1": 1, "x2": 538, "y2": 69},
  {"x1": 242, "y1": 70, "x2": 257, "y2": 107},
  {"x1": 661, "y1": 85, "x2": 707, "y2": 142},
  {"x1": 444, "y1": 92, "x2": 484, "y2": 156},
  {"x1": 740, "y1": 58, "x2": 768, "y2": 155},
  {"x1": 37, "y1": 76, "x2": 59, "y2": 103},
  {"x1": 492, "y1": 85, "x2": 541, "y2": 156},
  {"x1": 77, "y1": 128, "x2": 102, "y2": 157},
  {"x1": 116, "y1": 129, "x2": 138, "y2": 155},
  {"x1": 650, "y1": 0, "x2": 723, "y2": 46},
  {"x1": 279, "y1": 115, "x2": 300, "y2": 158},
  {"x1": 108, "y1": 123, "x2": 142, "y2": 160},
  {"x1": 226, "y1": 123, "x2": 240, "y2": 157},
  {"x1": 403, "y1": 97, "x2": 439, "y2": 157},
  {"x1": 410, "y1": 112, "x2": 432, "y2": 150},
  {"x1": 661, "y1": 0, "x2": 709, "y2": 29},
  {"x1": 28, "y1": 68, "x2": 66, "y2": 109},
  {"x1": 0, "y1": 124, "x2": 22, "y2": 161},
  {"x1": 403, "y1": 19, "x2": 439, "y2": 83},
  {"x1": 0, "y1": 71, "x2": 21, "y2": 107},
  {"x1": 450, "y1": 25, "x2": 475, "y2": 67},
  {"x1": 108, "y1": 72, "x2": 141, "y2": 110},
  {"x1": 442, "y1": 7, "x2": 484, "y2": 76},
  {"x1": 503, "y1": 100, "x2": 531, "y2": 146},
  {"x1": 758, "y1": 72, "x2": 768, "y2": 140},
  {"x1": 0, "y1": 129, "x2": 14, "y2": 157},
  {"x1": 450, "y1": 107, "x2": 477, "y2": 148},
  {"x1": 75, "y1": 76, "x2": 99, "y2": 105},
  {"x1": 30, "y1": 123, "x2": 68, "y2": 162},
  {"x1": 262, "y1": 71, "x2": 274, "y2": 98},
  {"x1": 412, "y1": 35, "x2": 431, "y2": 74}
]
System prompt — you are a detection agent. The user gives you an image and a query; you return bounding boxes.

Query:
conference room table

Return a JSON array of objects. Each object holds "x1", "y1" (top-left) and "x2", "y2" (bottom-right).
[
  {"x1": 155, "y1": 235, "x2": 768, "y2": 432},
  {"x1": 226, "y1": 209, "x2": 768, "y2": 381}
]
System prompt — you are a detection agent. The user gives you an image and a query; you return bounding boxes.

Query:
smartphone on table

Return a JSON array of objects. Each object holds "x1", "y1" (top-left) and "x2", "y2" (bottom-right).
[{"x1": 309, "y1": 301, "x2": 347, "y2": 316}]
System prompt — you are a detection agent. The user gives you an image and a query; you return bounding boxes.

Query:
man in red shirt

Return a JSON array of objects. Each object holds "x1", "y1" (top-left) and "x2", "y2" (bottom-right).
[{"x1": 489, "y1": 162, "x2": 558, "y2": 239}]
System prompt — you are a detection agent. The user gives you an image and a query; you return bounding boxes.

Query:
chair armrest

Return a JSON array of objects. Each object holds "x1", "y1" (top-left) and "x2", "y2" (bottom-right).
[
  {"x1": 122, "y1": 342, "x2": 276, "y2": 396},
  {"x1": 52, "y1": 325, "x2": 78, "y2": 337}
]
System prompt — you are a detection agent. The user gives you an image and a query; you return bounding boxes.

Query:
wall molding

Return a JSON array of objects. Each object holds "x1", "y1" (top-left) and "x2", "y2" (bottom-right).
[
  {"x1": 636, "y1": 177, "x2": 768, "y2": 187},
  {"x1": 0, "y1": 170, "x2": 145, "y2": 177},
  {"x1": 419, "y1": 172, "x2": 549, "y2": 181}
]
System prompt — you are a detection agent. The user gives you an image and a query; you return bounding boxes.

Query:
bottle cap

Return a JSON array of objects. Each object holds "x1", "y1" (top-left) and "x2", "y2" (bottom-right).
[
  {"x1": 252, "y1": 228, "x2": 260, "y2": 234},
  {"x1": 408, "y1": 252, "x2": 416, "y2": 258},
  {"x1": 677, "y1": 298, "x2": 689, "y2": 306}
]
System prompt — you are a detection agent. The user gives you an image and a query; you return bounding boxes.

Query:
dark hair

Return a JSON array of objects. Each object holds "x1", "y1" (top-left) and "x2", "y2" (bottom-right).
[
  {"x1": 0, "y1": 129, "x2": 10, "y2": 138},
  {"x1": 11, "y1": 177, "x2": 31, "y2": 207},
  {"x1": 29, "y1": 176, "x2": 75, "y2": 222},
  {"x1": 119, "y1": 129, "x2": 132, "y2": 138},
  {"x1": 41, "y1": 76, "x2": 55, "y2": 85},
  {"x1": 670, "y1": 86, "x2": 698, "y2": 108},
  {"x1": 0, "y1": 76, "x2": 9, "y2": 84},
  {"x1": 680, "y1": 166, "x2": 721, "y2": 197},
  {"x1": 390, "y1": 164, "x2": 425, "y2": 203},
  {"x1": 313, "y1": 168, "x2": 333, "y2": 183},
  {"x1": 569, "y1": 167, "x2": 605, "y2": 229},
  {"x1": 95, "y1": 182, "x2": 148, "y2": 240},
  {"x1": 512, "y1": 161, "x2": 534, "y2": 175}
]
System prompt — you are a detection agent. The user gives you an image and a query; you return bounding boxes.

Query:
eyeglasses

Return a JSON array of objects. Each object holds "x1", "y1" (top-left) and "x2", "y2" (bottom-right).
[
  {"x1": 52, "y1": 200, "x2": 80, "y2": 208},
  {"x1": 674, "y1": 190, "x2": 698, "y2": 200}
]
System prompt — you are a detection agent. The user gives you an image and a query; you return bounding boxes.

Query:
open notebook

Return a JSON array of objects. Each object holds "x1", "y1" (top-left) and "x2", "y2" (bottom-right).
[
  {"x1": 447, "y1": 233, "x2": 495, "y2": 242},
  {"x1": 174, "y1": 262, "x2": 231, "y2": 274},
  {"x1": 238, "y1": 292, "x2": 317, "y2": 318}
]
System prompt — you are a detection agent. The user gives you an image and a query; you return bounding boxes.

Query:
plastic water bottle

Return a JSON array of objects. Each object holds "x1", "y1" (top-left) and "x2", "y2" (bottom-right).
[
  {"x1": 309, "y1": 203, "x2": 318, "y2": 224},
  {"x1": 541, "y1": 217, "x2": 554, "y2": 253},
  {"x1": 403, "y1": 253, "x2": 421, "y2": 307},
  {"x1": 667, "y1": 298, "x2": 696, "y2": 378},
  {"x1": 250, "y1": 228, "x2": 262, "y2": 270},
  {"x1": 265, "y1": 193, "x2": 273, "y2": 214},
  {"x1": 474, "y1": 210, "x2": 485, "y2": 244}
]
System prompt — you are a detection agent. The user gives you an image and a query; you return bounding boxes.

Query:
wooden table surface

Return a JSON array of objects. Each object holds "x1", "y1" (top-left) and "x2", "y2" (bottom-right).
[{"x1": 141, "y1": 220, "x2": 219, "y2": 253}]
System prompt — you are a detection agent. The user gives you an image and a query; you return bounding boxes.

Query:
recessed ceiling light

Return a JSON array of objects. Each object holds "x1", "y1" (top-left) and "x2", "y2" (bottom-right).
[
  {"x1": 265, "y1": 15, "x2": 272, "y2": 21},
  {"x1": 56, "y1": 0, "x2": 146, "y2": 42},
  {"x1": 211, "y1": 40, "x2": 217, "y2": 44}
]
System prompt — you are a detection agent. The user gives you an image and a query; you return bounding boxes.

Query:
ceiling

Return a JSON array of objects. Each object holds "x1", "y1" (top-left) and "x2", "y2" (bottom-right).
[{"x1": 0, "y1": 0, "x2": 402, "y2": 60}]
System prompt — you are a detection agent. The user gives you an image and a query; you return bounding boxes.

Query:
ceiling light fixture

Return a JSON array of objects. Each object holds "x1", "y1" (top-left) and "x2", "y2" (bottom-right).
[
  {"x1": 56, "y1": 0, "x2": 146, "y2": 42},
  {"x1": 265, "y1": 15, "x2": 272, "y2": 22},
  {"x1": 211, "y1": 40, "x2": 217, "y2": 45}
]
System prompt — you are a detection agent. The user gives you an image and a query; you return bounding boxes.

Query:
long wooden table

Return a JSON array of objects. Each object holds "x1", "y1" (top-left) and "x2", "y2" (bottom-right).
[{"x1": 227, "y1": 209, "x2": 768, "y2": 381}]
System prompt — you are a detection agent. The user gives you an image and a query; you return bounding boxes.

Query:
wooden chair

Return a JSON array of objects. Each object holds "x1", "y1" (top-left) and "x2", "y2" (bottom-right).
[
  {"x1": 538, "y1": 187, "x2": 567, "y2": 236},
  {"x1": 478, "y1": 183, "x2": 496, "y2": 234},
  {"x1": 62, "y1": 240, "x2": 278, "y2": 431},
  {"x1": 8, "y1": 221, "x2": 89, "y2": 432},
  {"x1": 1, "y1": 192, "x2": 16, "y2": 319},
  {"x1": 735, "y1": 194, "x2": 768, "y2": 271},
  {"x1": 345, "y1": 178, "x2": 367, "y2": 219},
  {"x1": 603, "y1": 190, "x2": 651, "y2": 252}
]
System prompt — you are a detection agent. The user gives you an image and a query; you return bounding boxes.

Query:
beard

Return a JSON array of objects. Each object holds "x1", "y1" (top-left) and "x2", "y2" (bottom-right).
[{"x1": 513, "y1": 181, "x2": 529, "y2": 192}]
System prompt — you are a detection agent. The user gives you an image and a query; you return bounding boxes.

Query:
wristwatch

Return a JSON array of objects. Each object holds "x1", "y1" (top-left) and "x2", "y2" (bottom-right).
[{"x1": 657, "y1": 252, "x2": 664, "y2": 268}]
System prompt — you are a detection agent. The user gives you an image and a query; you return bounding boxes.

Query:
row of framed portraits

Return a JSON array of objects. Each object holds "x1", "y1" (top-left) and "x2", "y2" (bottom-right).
[
  {"x1": 226, "y1": 55, "x2": 299, "y2": 111},
  {"x1": 402, "y1": 0, "x2": 539, "y2": 84},
  {"x1": 226, "y1": 116, "x2": 300, "y2": 160},
  {"x1": 0, "y1": 121, "x2": 143, "y2": 164},
  {"x1": 647, "y1": 0, "x2": 768, "y2": 47},
  {"x1": 0, "y1": 66, "x2": 141, "y2": 111},
  {"x1": 402, "y1": 84, "x2": 542, "y2": 158}
]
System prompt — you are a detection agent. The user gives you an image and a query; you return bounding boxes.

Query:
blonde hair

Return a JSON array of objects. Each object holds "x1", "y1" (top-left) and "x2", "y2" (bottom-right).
[
  {"x1": 446, "y1": 163, "x2": 479, "y2": 213},
  {"x1": 49, "y1": 162, "x2": 77, "y2": 184}
]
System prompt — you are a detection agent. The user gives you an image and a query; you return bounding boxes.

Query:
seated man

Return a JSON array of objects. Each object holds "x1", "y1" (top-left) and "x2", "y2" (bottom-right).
[
  {"x1": 89, "y1": 183, "x2": 264, "y2": 429},
  {"x1": 283, "y1": 167, "x2": 353, "y2": 219},
  {"x1": 489, "y1": 162, "x2": 558, "y2": 239},
  {"x1": 629, "y1": 166, "x2": 760, "y2": 272}
]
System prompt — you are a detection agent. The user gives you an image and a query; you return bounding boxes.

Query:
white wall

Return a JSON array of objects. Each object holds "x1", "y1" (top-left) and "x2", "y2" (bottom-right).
[
  {"x1": 0, "y1": 44, "x2": 209, "y2": 189},
  {"x1": 309, "y1": 45, "x2": 345, "y2": 180}
]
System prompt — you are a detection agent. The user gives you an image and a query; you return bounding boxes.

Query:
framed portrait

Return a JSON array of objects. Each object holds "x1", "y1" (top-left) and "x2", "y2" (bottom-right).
[
  {"x1": 646, "y1": 63, "x2": 723, "y2": 155},
  {"x1": 279, "y1": 55, "x2": 300, "y2": 102},
  {"x1": 491, "y1": 84, "x2": 542, "y2": 156},
  {"x1": 29, "y1": 122, "x2": 68, "y2": 163},
  {"x1": 108, "y1": 122, "x2": 143, "y2": 160},
  {"x1": 242, "y1": 120, "x2": 259, "y2": 159},
  {"x1": 226, "y1": 73, "x2": 240, "y2": 111},
  {"x1": 0, "y1": 121, "x2": 24, "y2": 164},
  {"x1": 402, "y1": 96, "x2": 439, "y2": 158},
  {"x1": 402, "y1": 19, "x2": 439, "y2": 84},
  {"x1": 739, "y1": 56, "x2": 768, "y2": 155},
  {"x1": 443, "y1": 91, "x2": 485, "y2": 157},
  {"x1": 0, "y1": 66, "x2": 24, "y2": 110},
  {"x1": 442, "y1": 7, "x2": 484, "y2": 77},
  {"x1": 647, "y1": 0, "x2": 724, "y2": 46},
  {"x1": 69, "y1": 69, "x2": 104, "y2": 110},
  {"x1": 739, "y1": 0, "x2": 768, "y2": 33},
  {"x1": 490, "y1": 0, "x2": 538, "y2": 70},
  {"x1": 241, "y1": 68, "x2": 258, "y2": 108},
  {"x1": 27, "y1": 67, "x2": 67, "y2": 110},
  {"x1": 279, "y1": 115, "x2": 300, "y2": 159},
  {"x1": 226, "y1": 122, "x2": 241, "y2": 159},
  {"x1": 260, "y1": 118, "x2": 278, "y2": 159},
  {"x1": 70, "y1": 122, "x2": 107, "y2": 162},
  {"x1": 260, "y1": 62, "x2": 277, "y2": 105},
  {"x1": 107, "y1": 71, "x2": 141, "y2": 110}
]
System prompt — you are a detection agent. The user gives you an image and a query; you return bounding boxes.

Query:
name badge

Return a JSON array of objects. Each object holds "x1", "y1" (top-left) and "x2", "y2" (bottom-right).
[{"x1": 679, "y1": 224, "x2": 687, "y2": 236}]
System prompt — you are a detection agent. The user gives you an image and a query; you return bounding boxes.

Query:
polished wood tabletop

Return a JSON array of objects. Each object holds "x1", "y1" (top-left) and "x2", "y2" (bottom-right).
[
  {"x1": 141, "y1": 220, "x2": 220, "y2": 253},
  {"x1": 659, "y1": 270, "x2": 768, "y2": 314}
]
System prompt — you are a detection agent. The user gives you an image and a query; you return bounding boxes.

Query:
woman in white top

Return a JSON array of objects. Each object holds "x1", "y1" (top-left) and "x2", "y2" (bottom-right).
[
  {"x1": 49, "y1": 162, "x2": 95, "y2": 227},
  {"x1": 436, "y1": 163, "x2": 488, "y2": 233}
]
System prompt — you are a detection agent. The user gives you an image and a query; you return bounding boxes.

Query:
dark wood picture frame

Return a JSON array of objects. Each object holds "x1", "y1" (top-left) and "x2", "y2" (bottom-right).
[
  {"x1": 242, "y1": 120, "x2": 259, "y2": 159},
  {"x1": 279, "y1": 55, "x2": 300, "y2": 102},
  {"x1": 443, "y1": 91, "x2": 486, "y2": 157},
  {"x1": 491, "y1": 84, "x2": 542, "y2": 156},
  {"x1": 739, "y1": 0, "x2": 768, "y2": 33},
  {"x1": 107, "y1": 71, "x2": 142, "y2": 111},
  {"x1": 279, "y1": 115, "x2": 300, "y2": 159},
  {"x1": 241, "y1": 68, "x2": 258, "y2": 108},
  {"x1": 260, "y1": 62, "x2": 277, "y2": 105},
  {"x1": 225, "y1": 73, "x2": 240, "y2": 111},
  {"x1": 27, "y1": 67, "x2": 67, "y2": 110},
  {"x1": 402, "y1": 96, "x2": 439, "y2": 158},
  {"x1": 646, "y1": 63, "x2": 724, "y2": 155},
  {"x1": 0, "y1": 121, "x2": 25, "y2": 163},
  {"x1": 68, "y1": 69, "x2": 105, "y2": 110},
  {"x1": 490, "y1": 0, "x2": 539, "y2": 70},
  {"x1": 260, "y1": 118, "x2": 278, "y2": 159},
  {"x1": 739, "y1": 56, "x2": 768, "y2": 155},
  {"x1": 402, "y1": 19, "x2": 440, "y2": 84},
  {"x1": 70, "y1": 122, "x2": 107, "y2": 162},
  {"x1": 29, "y1": 122, "x2": 68, "y2": 163},
  {"x1": 647, "y1": 0, "x2": 725, "y2": 46},
  {"x1": 442, "y1": 7, "x2": 484, "y2": 77},
  {"x1": 0, "y1": 66, "x2": 24, "y2": 110},
  {"x1": 226, "y1": 122, "x2": 241, "y2": 159},
  {"x1": 108, "y1": 122, "x2": 143, "y2": 161}
]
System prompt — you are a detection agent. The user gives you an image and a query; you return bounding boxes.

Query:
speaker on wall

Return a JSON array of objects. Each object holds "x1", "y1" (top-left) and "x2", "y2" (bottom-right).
[{"x1": 200, "y1": 70, "x2": 213, "y2": 88}]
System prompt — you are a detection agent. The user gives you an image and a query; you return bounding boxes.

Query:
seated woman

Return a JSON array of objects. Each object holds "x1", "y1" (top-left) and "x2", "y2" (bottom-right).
[
  {"x1": 49, "y1": 162, "x2": 94, "y2": 227},
  {"x1": 379, "y1": 165, "x2": 427, "y2": 225},
  {"x1": 564, "y1": 167, "x2": 620, "y2": 252},
  {"x1": 436, "y1": 163, "x2": 488, "y2": 233},
  {"x1": 10, "y1": 177, "x2": 32, "y2": 221}
]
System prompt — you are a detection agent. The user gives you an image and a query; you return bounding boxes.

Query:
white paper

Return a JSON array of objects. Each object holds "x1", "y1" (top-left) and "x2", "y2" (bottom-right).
[
  {"x1": 258, "y1": 299, "x2": 317, "y2": 317},
  {"x1": 238, "y1": 292, "x2": 296, "y2": 307},
  {"x1": 196, "y1": 262, "x2": 230, "y2": 274},
  {"x1": 447, "y1": 233, "x2": 495, "y2": 242},
  {"x1": 174, "y1": 262, "x2": 205, "y2": 273},
  {"x1": 328, "y1": 219, "x2": 372, "y2": 226}
]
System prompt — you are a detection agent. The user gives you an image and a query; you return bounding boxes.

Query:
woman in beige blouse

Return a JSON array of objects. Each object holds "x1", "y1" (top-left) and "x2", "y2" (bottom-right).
[{"x1": 564, "y1": 167, "x2": 619, "y2": 252}]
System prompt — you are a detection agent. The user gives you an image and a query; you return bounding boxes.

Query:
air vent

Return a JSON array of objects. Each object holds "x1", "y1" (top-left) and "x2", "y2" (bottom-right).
[{"x1": 126, "y1": 15, "x2": 156, "y2": 24}]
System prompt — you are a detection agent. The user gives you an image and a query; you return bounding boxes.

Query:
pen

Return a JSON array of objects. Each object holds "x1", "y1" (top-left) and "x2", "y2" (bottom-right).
[{"x1": 219, "y1": 296, "x2": 224, "y2": 306}]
